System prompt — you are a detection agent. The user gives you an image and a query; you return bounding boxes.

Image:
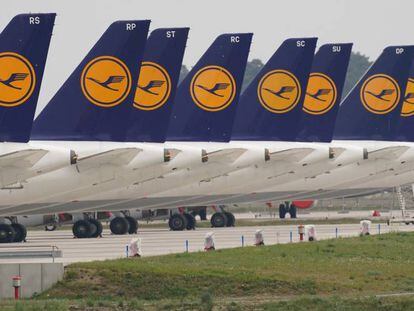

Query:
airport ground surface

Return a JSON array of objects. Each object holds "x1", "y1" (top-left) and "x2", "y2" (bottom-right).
[{"x1": 1, "y1": 219, "x2": 413, "y2": 264}]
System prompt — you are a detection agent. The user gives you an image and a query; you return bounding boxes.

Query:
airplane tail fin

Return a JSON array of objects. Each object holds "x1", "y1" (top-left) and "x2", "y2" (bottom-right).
[
  {"x1": 166, "y1": 33, "x2": 253, "y2": 142},
  {"x1": 394, "y1": 61, "x2": 414, "y2": 141},
  {"x1": 231, "y1": 38, "x2": 317, "y2": 141},
  {"x1": 124, "y1": 28, "x2": 189, "y2": 142},
  {"x1": 296, "y1": 43, "x2": 353, "y2": 142},
  {"x1": 32, "y1": 20, "x2": 150, "y2": 141},
  {"x1": 334, "y1": 46, "x2": 414, "y2": 141},
  {"x1": 0, "y1": 14, "x2": 55, "y2": 143}
]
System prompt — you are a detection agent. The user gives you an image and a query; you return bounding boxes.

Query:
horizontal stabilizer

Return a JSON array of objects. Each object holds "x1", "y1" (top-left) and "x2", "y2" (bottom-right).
[
  {"x1": 368, "y1": 146, "x2": 409, "y2": 160},
  {"x1": 77, "y1": 148, "x2": 142, "y2": 168},
  {"x1": 204, "y1": 148, "x2": 247, "y2": 163},
  {"x1": 0, "y1": 149, "x2": 48, "y2": 168},
  {"x1": 267, "y1": 148, "x2": 314, "y2": 162}
]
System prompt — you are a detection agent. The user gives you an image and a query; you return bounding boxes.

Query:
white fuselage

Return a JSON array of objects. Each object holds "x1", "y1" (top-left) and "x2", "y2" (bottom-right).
[
  {"x1": 0, "y1": 140, "x2": 334, "y2": 214},
  {"x1": 1, "y1": 139, "x2": 413, "y2": 216}
]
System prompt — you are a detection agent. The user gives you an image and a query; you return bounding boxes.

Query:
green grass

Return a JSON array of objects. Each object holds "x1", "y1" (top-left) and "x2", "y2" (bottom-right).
[
  {"x1": 41, "y1": 233, "x2": 414, "y2": 302},
  {"x1": 4, "y1": 232, "x2": 413, "y2": 310}
]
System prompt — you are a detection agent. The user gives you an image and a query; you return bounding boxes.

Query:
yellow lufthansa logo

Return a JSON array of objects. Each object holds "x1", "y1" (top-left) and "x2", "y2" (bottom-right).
[
  {"x1": 360, "y1": 74, "x2": 400, "y2": 114},
  {"x1": 257, "y1": 69, "x2": 301, "y2": 114},
  {"x1": 81, "y1": 56, "x2": 132, "y2": 108},
  {"x1": 0, "y1": 52, "x2": 36, "y2": 107},
  {"x1": 401, "y1": 78, "x2": 414, "y2": 117},
  {"x1": 134, "y1": 62, "x2": 171, "y2": 111},
  {"x1": 303, "y1": 73, "x2": 337, "y2": 115},
  {"x1": 190, "y1": 65, "x2": 236, "y2": 112}
]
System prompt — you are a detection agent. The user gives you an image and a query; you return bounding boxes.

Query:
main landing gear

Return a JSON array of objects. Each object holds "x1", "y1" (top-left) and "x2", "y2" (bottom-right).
[
  {"x1": 71, "y1": 212, "x2": 139, "y2": 238},
  {"x1": 279, "y1": 202, "x2": 297, "y2": 219},
  {"x1": 168, "y1": 212, "x2": 196, "y2": 231},
  {"x1": 167, "y1": 206, "x2": 236, "y2": 230},
  {"x1": 0, "y1": 218, "x2": 27, "y2": 243},
  {"x1": 210, "y1": 211, "x2": 235, "y2": 227},
  {"x1": 209, "y1": 205, "x2": 236, "y2": 228},
  {"x1": 72, "y1": 218, "x2": 103, "y2": 239},
  {"x1": 109, "y1": 216, "x2": 138, "y2": 235}
]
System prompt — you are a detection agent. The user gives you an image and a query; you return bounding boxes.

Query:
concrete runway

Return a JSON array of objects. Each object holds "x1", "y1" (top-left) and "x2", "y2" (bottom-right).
[
  {"x1": 0, "y1": 222, "x2": 413, "y2": 264},
  {"x1": 236, "y1": 210, "x2": 394, "y2": 220}
]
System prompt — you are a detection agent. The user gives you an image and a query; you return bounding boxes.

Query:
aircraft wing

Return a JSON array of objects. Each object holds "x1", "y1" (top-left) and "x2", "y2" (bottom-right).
[
  {"x1": 203, "y1": 148, "x2": 248, "y2": 163},
  {"x1": 76, "y1": 148, "x2": 142, "y2": 168},
  {"x1": 368, "y1": 146, "x2": 409, "y2": 160},
  {"x1": 266, "y1": 148, "x2": 315, "y2": 162},
  {"x1": 0, "y1": 149, "x2": 48, "y2": 168}
]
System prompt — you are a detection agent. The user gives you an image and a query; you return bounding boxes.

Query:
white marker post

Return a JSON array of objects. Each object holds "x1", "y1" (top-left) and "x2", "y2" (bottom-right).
[
  {"x1": 254, "y1": 229, "x2": 264, "y2": 246},
  {"x1": 204, "y1": 232, "x2": 215, "y2": 251},
  {"x1": 129, "y1": 238, "x2": 142, "y2": 257}
]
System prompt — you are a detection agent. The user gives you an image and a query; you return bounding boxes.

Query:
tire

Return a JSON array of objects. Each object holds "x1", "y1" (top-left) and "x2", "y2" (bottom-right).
[
  {"x1": 211, "y1": 212, "x2": 228, "y2": 228},
  {"x1": 88, "y1": 221, "x2": 98, "y2": 237},
  {"x1": 89, "y1": 219, "x2": 103, "y2": 238},
  {"x1": 125, "y1": 216, "x2": 138, "y2": 234},
  {"x1": 289, "y1": 204, "x2": 297, "y2": 219},
  {"x1": 45, "y1": 224, "x2": 57, "y2": 231},
  {"x1": 72, "y1": 220, "x2": 92, "y2": 238},
  {"x1": 11, "y1": 223, "x2": 27, "y2": 243},
  {"x1": 110, "y1": 217, "x2": 130, "y2": 235},
  {"x1": 169, "y1": 214, "x2": 187, "y2": 231},
  {"x1": 279, "y1": 204, "x2": 287, "y2": 219},
  {"x1": 184, "y1": 213, "x2": 196, "y2": 230},
  {"x1": 0, "y1": 224, "x2": 15, "y2": 243},
  {"x1": 224, "y1": 212, "x2": 235, "y2": 227}
]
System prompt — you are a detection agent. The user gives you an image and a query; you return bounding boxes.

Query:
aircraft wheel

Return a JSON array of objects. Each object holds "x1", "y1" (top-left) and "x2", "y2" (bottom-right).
[
  {"x1": 224, "y1": 212, "x2": 235, "y2": 227},
  {"x1": 279, "y1": 204, "x2": 287, "y2": 219},
  {"x1": 45, "y1": 224, "x2": 57, "y2": 231},
  {"x1": 211, "y1": 212, "x2": 228, "y2": 228},
  {"x1": 89, "y1": 219, "x2": 103, "y2": 238},
  {"x1": 0, "y1": 224, "x2": 16, "y2": 243},
  {"x1": 125, "y1": 216, "x2": 138, "y2": 234},
  {"x1": 72, "y1": 220, "x2": 92, "y2": 238},
  {"x1": 110, "y1": 217, "x2": 130, "y2": 235},
  {"x1": 88, "y1": 221, "x2": 98, "y2": 237},
  {"x1": 289, "y1": 204, "x2": 297, "y2": 219},
  {"x1": 169, "y1": 214, "x2": 187, "y2": 231},
  {"x1": 184, "y1": 213, "x2": 196, "y2": 230},
  {"x1": 11, "y1": 223, "x2": 27, "y2": 243}
]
